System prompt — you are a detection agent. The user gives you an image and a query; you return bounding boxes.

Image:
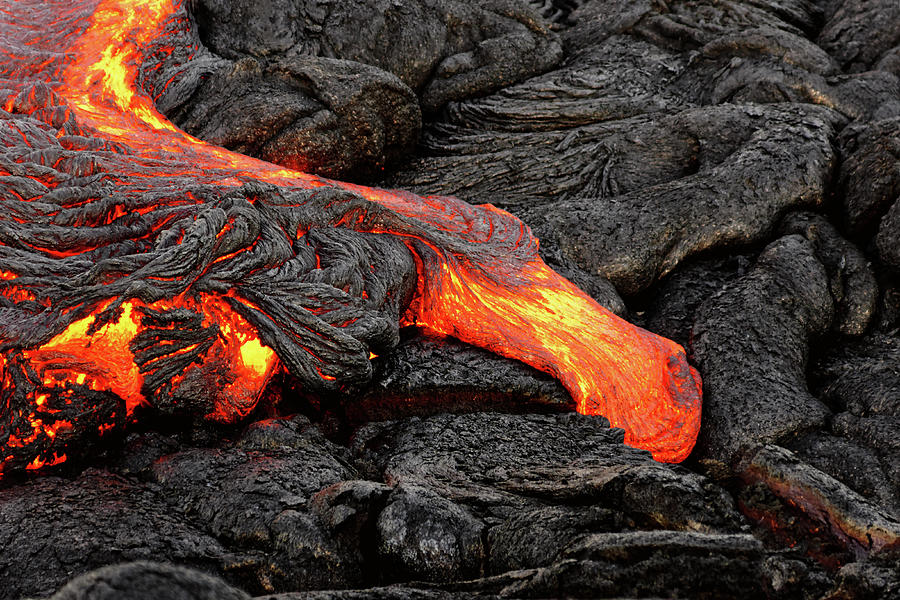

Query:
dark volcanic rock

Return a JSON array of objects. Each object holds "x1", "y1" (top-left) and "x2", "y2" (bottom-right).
[
  {"x1": 0, "y1": 471, "x2": 230, "y2": 600},
  {"x1": 737, "y1": 445, "x2": 900, "y2": 557},
  {"x1": 190, "y1": 0, "x2": 562, "y2": 112},
  {"x1": 388, "y1": 109, "x2": 702, "y2": 210},
  {"x1": 691, "y1": 235, "x2": 833, "y2": 461},
  {"x1": 375, "y1": 483, "x2": 485, "y2": 582},
  {"x1": 258, "y1": 589, "x2": 487, "y2": 600},
  {"x1": 817, "y1": 0, "x2": 900, "y2": 72},
  {"x1": 824, "y1": 551, "x2": 900, "y2": 600},
  {"x1": 641, "y1": 255, "x2": 751, "y2": 348},
  {"x1": 395, "y1": 102, "x2": 838, "y2": 295},
  {"x1": 349, "y1": 332, "x2": 573, "y2": 423},
  {"x1": 876, "y1": 198, "x2": 900, "y2": 270},
  {"x1": 528, "y1": 102, "x2": 838, "y2": 294},
  {"x1": 352, "y1": 412, "x2": 743, "y2": 552},
  {"x1": 46, "y1": 561, "x2": 251, "y2": 600},
  {"x1": 789, "y1": 433, "x2": 899, "y2": 517},
  {"x1": 779, "y1": 211, "x2": 877, "y2": 336},
  {"x1": 815, "y1": 332, "x2": 900, "y2": 419},
  {"x1": 167, "y1": 56, "x2": 421, "y2": 179},
  {"x1": 837, "y1": 117, "x2": 900, "y2": 237},
  {"x1": 500, "y1": 531, "x2": 767, "y2": 600},
  {"x1": 486, "y1": 505, "x2": 626, "y2": 573},
  {"x1": 308, "y1": 479, "x2": 392, "y2": 582},
  {"x1": 148, "y1": 415, "x2": 360, "y2": 592},
  {"x1": 813, "y1": 332, "x2": 900, "y2": 502}
]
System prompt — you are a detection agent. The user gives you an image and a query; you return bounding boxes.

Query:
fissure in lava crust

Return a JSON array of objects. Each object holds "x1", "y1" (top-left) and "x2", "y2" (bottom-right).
[{"x1": 0, "y1": 0, "x2": 701, "y2": 473}]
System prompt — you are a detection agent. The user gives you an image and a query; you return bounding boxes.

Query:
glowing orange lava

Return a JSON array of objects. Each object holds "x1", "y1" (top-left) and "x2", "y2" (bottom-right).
[{"x1": 0, "y1": 0, "x2": 701, "y2": 471}]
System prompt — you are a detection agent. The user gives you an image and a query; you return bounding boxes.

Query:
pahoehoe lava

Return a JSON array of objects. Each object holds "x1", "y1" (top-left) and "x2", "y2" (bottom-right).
[{"x1": 0, "y1": 0, "x2": 701, "y2": 476}]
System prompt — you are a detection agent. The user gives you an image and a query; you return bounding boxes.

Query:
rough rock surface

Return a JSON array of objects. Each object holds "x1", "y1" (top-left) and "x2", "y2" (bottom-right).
[
  {"x1": 2, "y1": 413, "x2": 829, "y2": 600},
  {"x1": 190, "y1": 0, "x2": 563, "y2": 112},
  {"x1": 45, "y1": 562, "x2": 251, "y2": 600},
  {"x1": 349, "y1": 333, "x2": 574, "y2": 423},
  {"x1": 691, "y1": 235, "x2": 833, "y2": 461}
]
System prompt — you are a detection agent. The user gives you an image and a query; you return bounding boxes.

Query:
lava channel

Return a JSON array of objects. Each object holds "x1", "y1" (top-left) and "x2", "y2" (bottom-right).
[{"x1": 0, "y1": 0, "x2": 702, "y2": 473}]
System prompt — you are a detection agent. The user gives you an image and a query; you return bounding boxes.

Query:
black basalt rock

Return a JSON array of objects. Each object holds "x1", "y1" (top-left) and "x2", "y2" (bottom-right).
[
  {"x1": 46, "y1": 562, "x2": 251, "y2": 600},
  {"x1": 691, "y1": 235, "x2": 833, "y2": 462}
]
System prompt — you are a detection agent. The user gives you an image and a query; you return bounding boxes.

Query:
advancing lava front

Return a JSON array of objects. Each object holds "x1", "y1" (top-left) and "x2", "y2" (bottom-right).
[{"x1": 0, "y1": 0, "x2": 702, "y2": 475}]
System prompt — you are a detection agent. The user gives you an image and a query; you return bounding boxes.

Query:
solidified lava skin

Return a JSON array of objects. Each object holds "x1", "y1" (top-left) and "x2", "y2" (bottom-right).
[{"x1": 0, "y1": 0, "x2": 702, "y2": 472}]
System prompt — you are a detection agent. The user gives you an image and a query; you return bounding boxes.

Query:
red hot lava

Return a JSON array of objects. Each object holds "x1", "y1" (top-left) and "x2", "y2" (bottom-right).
[{"x1": 0, "y1": 0, "x2": 702, "y2": 472}]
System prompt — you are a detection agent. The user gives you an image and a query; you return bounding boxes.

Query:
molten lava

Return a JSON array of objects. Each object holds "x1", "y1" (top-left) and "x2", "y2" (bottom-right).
[{"x1": 0, "y1": 0, "x2": 702, "y2": 473}]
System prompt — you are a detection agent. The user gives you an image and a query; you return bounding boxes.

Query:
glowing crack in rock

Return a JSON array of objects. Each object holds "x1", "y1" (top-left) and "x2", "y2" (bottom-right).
[{"x1": 0, "y1": 0, "x2": 701, "y2": 473}]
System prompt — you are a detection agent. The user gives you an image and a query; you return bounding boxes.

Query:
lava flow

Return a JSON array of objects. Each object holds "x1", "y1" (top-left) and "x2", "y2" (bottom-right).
[{"x1": 0, "y1": 0, "x2": 701, "y2": 473}]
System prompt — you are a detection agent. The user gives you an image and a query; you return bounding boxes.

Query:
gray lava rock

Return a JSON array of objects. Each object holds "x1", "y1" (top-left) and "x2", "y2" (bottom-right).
[
  {"x1": 167, "y1": 56, "x2": 421, "y2": 179},
  {"x1": 876, "y1": 46, "x2": 900, "y2": 77},
  {"x1": 499, "y1": 531, "x2": 768, "y2": 599},
  {"x1": 827, "y1": 71, "x2": 900, "y2": 122},
  {"x1": 148, "y1": 415, "x2": 360, "y2": 592},
  {"x1": 45, "y1": 561, "x2": 250, "y2": 600},
  {"x1": 190, "y1": 0, "x2": 562, "y2": 113},
  {"x1": 352, "y1": 412, "x2": 743, "y2": 564},
  {"x1": 813, "y1": 332, "x2": 900, "y2": 500},
  {"x1": 876, "y1": 198, "x2": 900, "y2": 270},
  {"x1": 352, "y1": 412, "x2": 628, "y2": 513},
  {"x1": 823, "y1": 551, "x2": 900, "y2": 600},
  {"x1": 533, "y1": 104, "x2": 838, "y2": 295},
  {"x1": 350, "y1": 333, "x2": 573, "y2": 423},
  {"x1": 0, "y1": 472, "x2": 230, "y2": 600},
  {"x1": 641, "y1": 256, "x2": 751, "y2": 348},
  {"x1": 393, "y1": 101, "x2": 838, "y2": 295},
  {"x1": 691, "y1": 235, "x2": 833, "y2": 461},
  {"x1": 817, "y1": 0, "x2": 900, "y2": 72},
  {"x1": 737, "y1": 445, "x2": 900, "y2": 556},
  {"x1": 486, "y1": 505, "x2": 626, "y2": 573},
  {"x1": 256, "y1": 588, "x2": 487, "y2": 600},
  {"x1": 388, "y1": 109, "x2": 702, "y2": 210},
  {"x1": 837, "y1": 117, "x2": 900, "y2": 236},
  {"x1": 779, "y1": 211, "x2": 877, "y2": 336},
  {"x1": 375, "y1": 483, "x2": 485, "y2": 582},
  {"x1": 814, "y1": 332, "x2": 900, "y2": 419},
  {"x1": 789, "y1": 433, "x2": 898, "y2": 517},
  {"x1": 309, "y1": 479, "x2": 393, "y2": 582}
]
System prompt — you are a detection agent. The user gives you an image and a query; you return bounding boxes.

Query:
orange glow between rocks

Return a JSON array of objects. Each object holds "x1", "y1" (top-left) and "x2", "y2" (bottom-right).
[
  {"x1": 25, "y1": 301, "x2": 145, "y2": 414},
  {"x1": 0, "y1": 0, "x2": 702, "y2": 473}
]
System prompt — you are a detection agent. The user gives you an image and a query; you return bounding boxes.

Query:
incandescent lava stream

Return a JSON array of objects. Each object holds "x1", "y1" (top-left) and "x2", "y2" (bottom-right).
[{"x1": 0, "y1": 0, "x2": 702, "y2": 474}]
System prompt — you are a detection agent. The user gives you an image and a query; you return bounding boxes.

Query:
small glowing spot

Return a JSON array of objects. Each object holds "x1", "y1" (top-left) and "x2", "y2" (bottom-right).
[{"x1": 239, "y1": 337, "x2": 275, "y2": 377}]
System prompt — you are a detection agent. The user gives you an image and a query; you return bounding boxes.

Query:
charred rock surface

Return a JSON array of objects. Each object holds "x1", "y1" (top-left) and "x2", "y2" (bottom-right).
[
  {"x1": 151, "y1": 0, "x2": 563, "y2": 179},
  {"x1": 349, "y1": 332, "x2": 574, "y2": 423},
  {"x1": 817, "y1": 0, "x2": 900, "y2": 73},
  {"x1": 691, "y1": 235, "x2": 833, "y2": 461},
  {"x1": 638, "y1": 255, "x2": 751, "y2": 349},
  {"x1": 812, "y1": 332, "x2": 900, "y2": 507},
  {"x1": 165, "y1": 55, "x2": 422, "y2": 180},
  {"x1": 147, "y1": 416, "x2": 361, "y2": 592},
  {"x1": 836, "y1": 117, "x2": 900, "y2": 237},
  {"x1": 737, "y1": 445, "x2": 900, "y2": 560},
  {"x1": 0, "y1": 471, "x2": 231, "y2": 600},
  {"x1": 45, "y1": 562, "x2": 251, "y2": 600},
  {"x1": 351, "y1": 412, "x2": 742, "y2": 536},
  {"x1": 778, "y1": 212, "x2": 877, "y2": 336},
  {"x1": 190, "y1": 0, "x2": 563, "y2": 112},
  {"x1": 2, "y1": 413, "x2": 832, "y2": 600}
]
